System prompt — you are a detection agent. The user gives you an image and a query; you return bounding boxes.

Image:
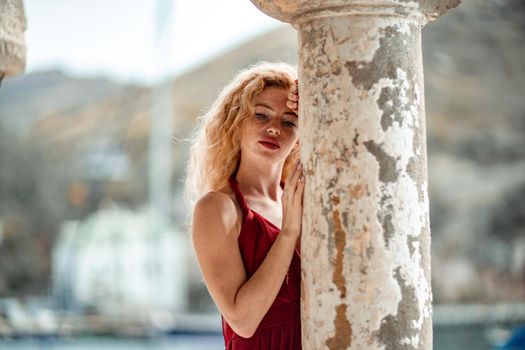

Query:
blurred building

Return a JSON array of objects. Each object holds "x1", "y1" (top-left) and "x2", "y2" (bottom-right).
[{"x1": 52, "y1": 205, "x2": 189, "y2": 317}]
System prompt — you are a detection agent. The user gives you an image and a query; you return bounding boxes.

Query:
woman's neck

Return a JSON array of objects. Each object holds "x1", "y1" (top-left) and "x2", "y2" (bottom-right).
[{"x1": 235, "y1": 158, "x2": 284, "y2": 201}]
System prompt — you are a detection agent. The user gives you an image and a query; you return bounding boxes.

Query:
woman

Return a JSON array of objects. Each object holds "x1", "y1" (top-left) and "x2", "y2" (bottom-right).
[{"x1": 185, "y1": 62, "x2": 303, "y2": 349}]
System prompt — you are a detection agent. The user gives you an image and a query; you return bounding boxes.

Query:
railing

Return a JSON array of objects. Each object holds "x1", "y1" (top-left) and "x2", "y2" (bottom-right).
[{"x1": 433, "y1": 303, "x2": 525, "y2": 326}]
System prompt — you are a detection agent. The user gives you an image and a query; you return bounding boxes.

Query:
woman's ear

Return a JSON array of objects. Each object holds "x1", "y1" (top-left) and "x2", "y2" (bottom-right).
[{"x1": 292, "y1": 141, "x2": 299, "y2": 150}]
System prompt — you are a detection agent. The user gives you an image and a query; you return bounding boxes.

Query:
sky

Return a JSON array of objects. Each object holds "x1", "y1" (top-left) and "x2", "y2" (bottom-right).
[{"x1": 24, "y1": 0, "x2": 283, "y2": 85}]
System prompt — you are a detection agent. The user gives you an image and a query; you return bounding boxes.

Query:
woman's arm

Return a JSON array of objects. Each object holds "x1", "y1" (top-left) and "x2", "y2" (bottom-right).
[{"x1": 192, "y1": 163, "x2": 304, "y2": 338}]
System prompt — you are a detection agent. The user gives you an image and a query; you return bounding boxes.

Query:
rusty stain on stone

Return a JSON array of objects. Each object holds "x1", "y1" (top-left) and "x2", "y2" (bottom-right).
[
  {"x1": 325, "y1": 303, "x2": 352, "y2": 350},
  {"x1": 342, "y1": 210, "x2": 349, "y2": 229},
  {"x1": 332, "y1": 209, "x2": 347, "y2": 299},
  {"x1": 348, "y1": 183, "x2": 367, "y2": 200}
]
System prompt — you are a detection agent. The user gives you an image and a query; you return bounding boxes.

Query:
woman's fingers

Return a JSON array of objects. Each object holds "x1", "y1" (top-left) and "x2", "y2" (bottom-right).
[
  {"x1": 291, "y1": 161, "x2": 303, "y2": 186},
  {"x1": 288, "y1": 88, "x2": 298, "y2": 101},
  {"x1": 287, "y1": 80, "x2": 299, "y2": 114},
  {"x1": 294, "y1": 172, "x2": 305, "y2": 199},
  {"x1": 282, "y1": 158, "x2": 305, "y2": 235},
  {"x1": 284, "y1": 161, "x2": 302, "y2": 198},
  {"x1": 289, "y1": 163, "x2": 304, "y2": 205},
  {"x1": 286, "y1": 98, "x2": 298, "y2": 109},
  {"x1": 283, "y1": 164, "x2": 296, "y2": 198}
]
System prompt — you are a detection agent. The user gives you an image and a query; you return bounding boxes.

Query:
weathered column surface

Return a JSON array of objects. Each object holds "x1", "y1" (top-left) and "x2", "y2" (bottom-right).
[
  {"x1": 0, "y1": 0, "x2": 27, "y2": 77},
  {"x1": 250, "y1": 1, "x2": 459, "y2": 349}
]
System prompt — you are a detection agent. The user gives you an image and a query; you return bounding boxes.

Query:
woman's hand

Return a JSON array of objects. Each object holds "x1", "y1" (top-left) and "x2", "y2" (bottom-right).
[
  {"x1": 281, "y1": 159, "x2": 305, "y2": 240},
  {"x1": 287, "y1": 79, "x2": 299, "y2": 115}
]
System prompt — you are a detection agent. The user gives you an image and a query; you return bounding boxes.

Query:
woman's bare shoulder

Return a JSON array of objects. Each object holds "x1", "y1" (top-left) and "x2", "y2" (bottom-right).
[
  {"x1": 195, "y1": 186, "x2": 236, "y2": 214},
  {"x1": 193, "y1": 187, "x2": 241, "y2": 238}
]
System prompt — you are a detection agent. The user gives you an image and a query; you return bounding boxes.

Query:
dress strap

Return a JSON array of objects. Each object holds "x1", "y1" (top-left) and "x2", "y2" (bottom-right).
[{"x1": 228, "y1": 175, "x2": 249, "y2": 218}]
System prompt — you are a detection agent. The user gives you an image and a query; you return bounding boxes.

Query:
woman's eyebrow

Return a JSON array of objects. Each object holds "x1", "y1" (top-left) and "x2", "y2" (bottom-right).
[
  {"x1": 254, "y1": 103, "x2": 273, "y2": 110},
  {"x1": 255, "y1": 103, "x2": 297, "y2": 118}
]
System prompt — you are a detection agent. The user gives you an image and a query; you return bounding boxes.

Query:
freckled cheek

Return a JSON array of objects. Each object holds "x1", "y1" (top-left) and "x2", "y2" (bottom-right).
[
  {"x1": 286, "y1": 128, "x2": 299, "y2": 138},
  {"x1": 283, "y1": 131, "x2": 299, "y2": 147},
  {"x1": 244, "y1": 123, "x2": 262, "y2": 135}
]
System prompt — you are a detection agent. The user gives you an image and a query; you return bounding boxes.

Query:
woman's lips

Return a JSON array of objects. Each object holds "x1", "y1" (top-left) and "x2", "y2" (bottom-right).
[{"x1": 259, "y1": 141, "x2": 280, "y2": 150}]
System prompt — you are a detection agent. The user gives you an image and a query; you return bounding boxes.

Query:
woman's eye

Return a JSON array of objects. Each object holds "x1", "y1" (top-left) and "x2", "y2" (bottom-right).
[
  {"x1": 283, "y1": 121, "x2": 297, "y2": 128},
  {"x1": 255, "y1": 113, "x2": 268, "y2": 120}
]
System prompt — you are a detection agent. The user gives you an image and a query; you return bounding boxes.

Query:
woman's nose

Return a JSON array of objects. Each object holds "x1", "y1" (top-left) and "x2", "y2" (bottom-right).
[{"x1": 266, "y1": 124, "x2": 280, "y2": 135}]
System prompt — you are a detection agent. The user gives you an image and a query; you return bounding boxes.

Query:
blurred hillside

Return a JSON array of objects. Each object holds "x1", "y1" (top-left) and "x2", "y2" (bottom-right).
[
  {"x1": 0, "y1": 0, "x2": 524, "y2": 303},
  {"x1": 421, "y1": 0, "x2": 525, "y2": 301}
]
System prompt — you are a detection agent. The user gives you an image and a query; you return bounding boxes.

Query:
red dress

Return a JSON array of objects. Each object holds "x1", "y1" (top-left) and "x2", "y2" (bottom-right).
[{"x1": 222, "y1": 175, "x2": 302, "y2": 350}]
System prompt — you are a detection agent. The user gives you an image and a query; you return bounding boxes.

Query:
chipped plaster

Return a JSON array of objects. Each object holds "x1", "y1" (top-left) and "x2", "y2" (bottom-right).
[{"x1": 248, "y1": 0, "x2": 460, "y2": 348}]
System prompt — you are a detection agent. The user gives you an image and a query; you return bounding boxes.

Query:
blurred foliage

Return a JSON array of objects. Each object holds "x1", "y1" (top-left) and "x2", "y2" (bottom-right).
[
  {"x1": 0, "y1": 122, "x2": 69, "y2": 296},
  {"x1": 489, "y1": 184, "x2": 525, "y2": 241}
]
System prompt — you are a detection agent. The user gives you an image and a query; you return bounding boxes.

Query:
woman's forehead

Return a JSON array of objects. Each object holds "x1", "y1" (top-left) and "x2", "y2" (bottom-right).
[{"x1": 253, "y1": 86, "x2": 288, "y2": 103}]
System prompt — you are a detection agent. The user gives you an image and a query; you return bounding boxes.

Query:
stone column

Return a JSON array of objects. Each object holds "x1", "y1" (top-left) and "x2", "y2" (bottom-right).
[
  {"x1": 0, "y1": 0, "x2": 27, "y2": 78},
  {"x1": 250, "y1": 1, "x2": 460, "y2": 349}
]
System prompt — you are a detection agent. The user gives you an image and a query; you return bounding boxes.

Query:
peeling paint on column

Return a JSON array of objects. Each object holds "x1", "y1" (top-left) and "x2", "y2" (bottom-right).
[
  {"x1": 296, "y1": 14, "x2": 433, "y2": 348},
  {"x1": 248, "y1": 0, "x2": 461, "y2": 349},
  {"x1": 378, "y1": 86, "x2": 408, "y2": 131},
  {"x1": 375, "y1": 267, "x2": 421, "y2": 349},
  {"x1": 291, "y1": 12, "x2": 431, "y2": 348},
  {"x1": 407, "y1": 235, "x2": 418, "y2": 257},
  {"x1": 381, "y1": 212, "x2": 395, "y2": 248},
  {"x1": 364, "y1": 140, "x2": 399, "y2": 183},
  {"x1": 406, "y1": 119, "x2": 428, "y2": 203},
  {"x1": 344, "y1": 25, "x2": 420, "y2": 91}
]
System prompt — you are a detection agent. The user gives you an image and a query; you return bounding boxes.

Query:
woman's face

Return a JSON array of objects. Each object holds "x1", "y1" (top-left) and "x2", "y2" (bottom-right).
[{"x1": 240, "y1": 86, "x2": 299, "y2": 164}]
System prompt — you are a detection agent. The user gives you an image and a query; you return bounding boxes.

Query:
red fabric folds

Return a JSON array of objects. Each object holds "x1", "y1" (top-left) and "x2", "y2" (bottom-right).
[{"x1": 222, "y1": 175, "x2": 301, "y2": 350}]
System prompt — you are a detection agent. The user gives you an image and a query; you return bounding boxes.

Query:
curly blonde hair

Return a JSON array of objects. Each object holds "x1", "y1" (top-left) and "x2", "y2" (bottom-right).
[{"x1": 184, "y1": 62, "x2": 299, "y2": 208}]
